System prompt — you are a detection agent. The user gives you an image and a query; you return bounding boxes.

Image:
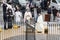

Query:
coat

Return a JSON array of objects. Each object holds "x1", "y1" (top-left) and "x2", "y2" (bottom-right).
[{"x1": 36, "y1": 14, "x2": 44, "y2": 31}]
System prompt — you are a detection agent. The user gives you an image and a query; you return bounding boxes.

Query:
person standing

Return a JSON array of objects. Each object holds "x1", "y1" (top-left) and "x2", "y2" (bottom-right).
[
  {"x1": 56, "y1": 11, "x2": 60, "y2": 22},
  {"x1": 52, "y1": 7, "x2": 58, "y2": 21},
  {"x1": 24, "y1": 8, "x2": 32, "y2": 23},
  {"x1": 47, "y1": 6, "x2": 51, "y2": 21},
  {"x1": 34, "y1": 7, "x2": 37, "y2": 23},
  {"x1": 15, "y1": 6, "x2": 22, "y2": 27},
  {"x1": 7, "y1": 8, "x2": 13, "y2": 29},
  {"x1": 36, "y1": 13, "x2": 44, "y2": 33},
  {"x1": 2, "y1": 0, "x2": 14, "y2": 29},
  {"x1": 2, "y1": 1, "x2": 7, "y2": 29}
]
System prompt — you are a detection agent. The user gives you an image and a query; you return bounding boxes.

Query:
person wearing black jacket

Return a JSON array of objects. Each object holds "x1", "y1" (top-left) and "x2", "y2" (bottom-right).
[
  {"x1": 2, "y1": 3, "x2": 7, "y2": 29},
  {"x1": 40, "y1": 0, "x2": 47, "y2": 10},
  {"x1": 37, "y1": 6, "x2": 41, "y2": 15},
  {"x1": 7, "y1": 8, "x2": 13, "y2": 29},
  {"x1": 47, "y1": 6, "x2": 51, "y2": 21},
  {"x1": 52, "y1": 7, "x2": 58, "y2": 20}
]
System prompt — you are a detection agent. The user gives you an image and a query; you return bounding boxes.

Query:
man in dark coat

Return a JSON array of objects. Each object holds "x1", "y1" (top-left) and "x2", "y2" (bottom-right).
[
  {"x1": 7, "y1": 8, "x2": 13, "y2": 29},
  {"x1": 52, "y1": 7, "x2": 58, "y2": 20},
  {"x1": 2, "y1": 3, "x2": 7, "y2": 29},
  {"x1": 47, "y1": 7, "x2": 51, "y2": 14},
  {"x1": 47, "y1": 6, "x2": 51, "y2": 21},
  {"x1": 40, "y1": 0, "x2": 48, "y2": 10}
]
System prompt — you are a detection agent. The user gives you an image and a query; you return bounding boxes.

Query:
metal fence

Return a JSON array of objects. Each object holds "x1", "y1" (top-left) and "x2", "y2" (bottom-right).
[
  {"x1": 35, "y1": 22, "x2": 60, "y2": 40},
  {"x1": 0, "y1": 21, "x2": 26, "y2": 40},
  {"x1": 1, "y1": 21, "x2": 60, "y2": 40},
  {"x1": 47, "y1": 22, "x2": 60, "y2": 40},
  {"x1": 47, "y1": 22, "x2": 60, "y2": 34},
  {"x1": 0, "y1": 18, "x2": 35, "y2": 40}
]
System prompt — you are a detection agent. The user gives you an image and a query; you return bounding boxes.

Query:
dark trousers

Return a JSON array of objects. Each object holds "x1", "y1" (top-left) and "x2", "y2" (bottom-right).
[
  {"x1": 3, "y1": 16, "x2": 12, "y2": 29},
  {"x1": 4, "y1": 17, "x2": 7, "y2": 29},
  {"x1": 8, "y1": 16, "x2": 12, "y2": 29}
]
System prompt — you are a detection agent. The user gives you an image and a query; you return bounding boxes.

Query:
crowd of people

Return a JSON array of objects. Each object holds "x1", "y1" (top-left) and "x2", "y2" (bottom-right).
[
  {"x1": 1, "y1": 0, "x2": 41, "y2": 29},
  {"x1": 1, "y1": 0, "x2": 60, "y2": 30},
  {"x1": 47, "y1": 6, "x2": 60, "y2": 22}
]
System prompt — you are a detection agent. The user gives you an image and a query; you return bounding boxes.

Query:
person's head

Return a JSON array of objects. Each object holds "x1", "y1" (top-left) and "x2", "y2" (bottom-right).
[
  {"x1": 38, "y1": 13, "x2": 41, "y2": 16},
  {"x1": 52, "y1": 6, "x2": 56, "y2": 9},
  {"x1": 26, "y1": 5, "x2": 30, "y2": 11},
  {"x1": 26, "y1": 2, "x2": 29, "y2": 5},
  {"x1": 7, "y1": 8, "x2": 12, "y2": 13},
  {"x1": 16, "y1": 5, "x2": 20, "y2": 11}
]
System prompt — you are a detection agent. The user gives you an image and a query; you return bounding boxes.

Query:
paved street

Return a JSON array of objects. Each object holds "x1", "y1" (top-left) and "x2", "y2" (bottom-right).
[{"x1": 1, "y1": 32, "x2": 60, "y2": 40}]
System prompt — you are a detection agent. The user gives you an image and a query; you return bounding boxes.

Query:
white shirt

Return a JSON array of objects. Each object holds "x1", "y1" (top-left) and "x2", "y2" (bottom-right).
[
  {"x1": 24, "y1": 11, "x2": 32, "y2": 22},
  {"x1": 15, "y1": 11, "x2": 22, "y2": 22},
  {"x1": 37, "y1": 14, "x2": 43, "y2": 23}
]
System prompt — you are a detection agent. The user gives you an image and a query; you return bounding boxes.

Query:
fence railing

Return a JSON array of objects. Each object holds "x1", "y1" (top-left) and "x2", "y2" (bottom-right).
[{"x1": 47, "y1": 22, "x2": 60, "y2": 34}]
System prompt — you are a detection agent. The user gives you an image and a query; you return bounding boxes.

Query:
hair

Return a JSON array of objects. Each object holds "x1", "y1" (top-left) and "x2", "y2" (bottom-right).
[
  {"x1": 7, "y1": 0, "x2": 10, "y2": 3},
  {"x1": 7, "y1": 8, "x2": 12, "y2": 12},
  {"x1": 15, "y1": 5, "x2": 20, "y2": 12}
]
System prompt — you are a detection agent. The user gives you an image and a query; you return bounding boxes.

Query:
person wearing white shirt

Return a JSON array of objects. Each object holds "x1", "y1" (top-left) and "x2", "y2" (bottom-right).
[
  {"x1": 24, "y1": 9, "x2": 32, "y2": 23},
  {"x1": 15, "y1": 6, "x2": 22, "y2": 27},
  {"x1": 36, "y1": 14, "x2": 44, "y2": 32}
]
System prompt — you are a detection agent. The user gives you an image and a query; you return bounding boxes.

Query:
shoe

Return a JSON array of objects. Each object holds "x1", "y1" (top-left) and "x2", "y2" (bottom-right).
[{"x1": 18, "y1": 26, "x2": 20, "y2": 28}]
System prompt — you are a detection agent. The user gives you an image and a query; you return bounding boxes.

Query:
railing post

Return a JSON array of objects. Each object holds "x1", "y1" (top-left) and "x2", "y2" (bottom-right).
[{"x1": 0, "y1": 27, "x2": 2, "y2": 40}]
